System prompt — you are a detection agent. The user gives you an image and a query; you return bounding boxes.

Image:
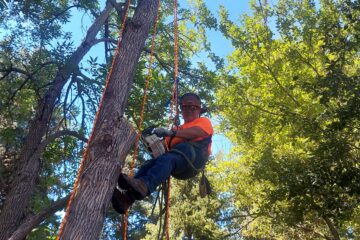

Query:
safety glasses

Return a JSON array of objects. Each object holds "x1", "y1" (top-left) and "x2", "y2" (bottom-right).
[{"x1": 180, "y1": 105, "x2": 200, "y2": 111}]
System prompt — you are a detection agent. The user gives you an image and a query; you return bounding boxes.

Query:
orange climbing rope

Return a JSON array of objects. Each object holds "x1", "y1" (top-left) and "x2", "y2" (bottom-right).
[
  {"x1": 164, "y1": 0, "x2": 179, "y2": 239},
  {"x1": 169, "y1": 0, "x2": 180, "y2": 124},
  {"x1": 173, "y1": 0, "x2": 179, "y2": 118},
  {"x1": 122, "y1": 0, "x2": 161, "y2": 239},
  {"x1": 123, "y1": 0, "x2": 179, "y2": 238},
  {"x1": 56, "y1": 1, "x2": 132, "y2": 239}
]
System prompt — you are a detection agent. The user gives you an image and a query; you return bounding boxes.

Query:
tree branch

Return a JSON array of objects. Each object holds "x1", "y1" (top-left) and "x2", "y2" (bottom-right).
[
  {"x1": 2, "y1": 61, "x2": 58, "y2": 105},
  {"x1": 323, "y1": 216, "x2": 340, "y2": 240},
  {"x1": 143, "y1": 47, "x2": 203, "y2": 81},
  {"x1": 9, "y1": 195, "x2": 70, "y2": 240},
  {"x1": 245, "y1": 98, "x2": 285, "y2": 116},
  {"x1": 38, "y1": 130, "x2": 88, "y2": 154},
  {"x1": 222, "y1": 216, "x2": 258, "y2": 239},
  {"x1": 63, "y1": 74, "x2": 77, "y2": 128},
  {"x1": 108, "y1": 0, "x2": 128, "y2": 20},
  {"x1": 74, "y1": 73, "x2": 100, "y2": 113},
  {"x1": 235, "y1": 33, "x2": 301, "y2": 108},
  {"x1": 89, "y1": 37, "x2": 118, "y2": 46},
  {"x1": 296, "y1": 224, "x2": 331, "y2": 240},
  {"x1": 143, "y1": 47, "x2": 172, "y2": 72},
  {"x1": 48, "y1": 5, "x2": 83, "y2": 25},
  {"x1": 76, "y1": 84, "x2": 86, "y2": 131},
  {"x1": 218, "y1": 213, "x2": 256, "y2": 222},
  {"x1": 76, "y1": 70, "x2": 102, "y2": 87},
  {"x1": 1, "y1": 61, "x2": 57, "y2": 82},
  {"x1": 293, "y1": 49, "x2": 321, "y2": 77},
  {"x1": 7, "y1": 78, "x2": 31, "y2": 105},
  {"x1": 263, "y1": 64, "x2": 301, "y2": 107},
  {"x1": 0, "y1": 66, "x2": 36, "y2": 82},
  {"x1": 104, "y1": 18, "x2": 110, "y2": 64}
]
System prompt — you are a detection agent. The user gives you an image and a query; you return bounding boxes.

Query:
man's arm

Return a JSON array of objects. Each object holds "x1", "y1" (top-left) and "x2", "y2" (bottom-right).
[{"x1": 174, "y1": 126, "x2": 208, "y2": 140}]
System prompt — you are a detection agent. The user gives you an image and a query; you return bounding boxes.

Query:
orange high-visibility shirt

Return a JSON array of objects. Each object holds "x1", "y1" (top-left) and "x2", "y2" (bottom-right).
[{"x1": 167, "y1": 117, "x2": 213, "y2": 155}]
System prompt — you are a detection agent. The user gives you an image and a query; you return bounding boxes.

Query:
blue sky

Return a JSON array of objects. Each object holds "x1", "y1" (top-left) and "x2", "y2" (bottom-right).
[
  {"x1": 66, "y1": 0, "x2": 251, "y2": 62},
  {"x1": 195, "y1": 0, "x2": 251, "y2": 58}
]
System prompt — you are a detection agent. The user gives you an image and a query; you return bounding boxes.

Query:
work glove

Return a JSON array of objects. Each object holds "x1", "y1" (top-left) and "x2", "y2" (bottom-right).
[{"x1": 152, "y1": 127, "x2": 176, "y2": 138}]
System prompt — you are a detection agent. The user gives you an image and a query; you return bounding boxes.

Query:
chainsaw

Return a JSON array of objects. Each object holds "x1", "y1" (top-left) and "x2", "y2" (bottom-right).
[{"x1": 141, "y1": 126, "x2": 166, "y2": 158}]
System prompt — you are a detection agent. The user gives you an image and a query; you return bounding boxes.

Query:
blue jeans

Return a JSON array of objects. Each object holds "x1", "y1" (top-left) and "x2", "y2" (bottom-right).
[{"x1": 135, "y1": 152, "x2": 188, "y2": 193}]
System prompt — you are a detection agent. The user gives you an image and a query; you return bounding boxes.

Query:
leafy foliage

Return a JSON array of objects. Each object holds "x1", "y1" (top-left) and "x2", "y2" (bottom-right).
[{"x1": 215, "y1": 0, "x2": 360, "y2": 238}]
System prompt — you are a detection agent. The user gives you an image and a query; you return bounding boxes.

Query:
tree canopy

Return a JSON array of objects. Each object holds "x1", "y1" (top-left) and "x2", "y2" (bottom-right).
[
  {"x1": 1, "y1": 0, "x2": 360, "y2": 239},
  {"x1": 215, "y1": 0, "x2": 360, "y2": 239}
]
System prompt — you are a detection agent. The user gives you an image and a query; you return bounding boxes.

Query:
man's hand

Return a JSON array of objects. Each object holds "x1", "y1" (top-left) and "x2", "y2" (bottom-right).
[{"x1": 152, "y1": 128, "x2": 175, "y2": 138}]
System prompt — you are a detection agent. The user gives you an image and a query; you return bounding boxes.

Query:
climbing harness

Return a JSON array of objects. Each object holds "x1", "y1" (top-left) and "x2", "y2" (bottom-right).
[{"x1": 170, "y1": 137, "x2": 213, "y2": 198}]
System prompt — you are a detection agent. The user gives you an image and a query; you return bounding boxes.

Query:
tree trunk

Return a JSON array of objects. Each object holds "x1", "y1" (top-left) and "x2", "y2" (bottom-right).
[
  {"x1": 0, "y1": 3, "x2": 114, "y2": 239},
  {"x1": 57, "y1": 0, "x2": 159, "y2": 239}
]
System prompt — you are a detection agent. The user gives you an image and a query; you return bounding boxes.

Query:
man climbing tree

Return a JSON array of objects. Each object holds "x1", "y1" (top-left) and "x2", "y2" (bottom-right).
[
  {"x1": 112, "y1": 93, "x2": 213, "y2": 213},
  {"x1": 0, "y1": 0, "x2": 220, "y2": 237}
]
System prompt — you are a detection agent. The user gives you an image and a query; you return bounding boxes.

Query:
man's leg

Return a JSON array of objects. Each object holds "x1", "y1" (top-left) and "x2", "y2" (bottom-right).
[
  {"x1": 134, "y1": 158, "x2": 157, "y2": 179},
  {"x1": 112, "y1": 156, "x2": 172, "y2": 214},
  {"x1": 112, "y1": 160, "x2": 156, "y2": 214},
  {"x1": 119, "y1": 152, "x2": 188, "y2": 200},
  {"x1": 135, "y1": 152, "x2": 187, "y2": 193}
]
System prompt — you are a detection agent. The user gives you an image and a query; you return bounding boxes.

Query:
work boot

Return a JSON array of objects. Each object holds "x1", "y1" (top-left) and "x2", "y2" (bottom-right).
[
  {"x1": 123, "y1": 176, "x2": 148, "y2": 200},
  {"x1": 117, "y1": 173, "x2": 130, "y2": 190},
  {"x1": 111, "y1": 187, "x2": 135, "y2": 214}
]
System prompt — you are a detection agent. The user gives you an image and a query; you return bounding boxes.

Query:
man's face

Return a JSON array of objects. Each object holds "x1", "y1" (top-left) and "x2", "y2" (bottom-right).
[{"x1": 180, "y1": 96, "x2": 201, "y2": 123}]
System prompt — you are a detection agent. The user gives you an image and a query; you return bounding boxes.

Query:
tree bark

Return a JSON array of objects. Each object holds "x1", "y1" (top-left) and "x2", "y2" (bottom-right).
[
  {"x1": 9, "y1": 196, "x2": 70, "y2": 240},
  {"x1": 57, "y1": 0, "x2": 159, "y2": 239},
  {"x1": 0, "y1": 3, "x2": 114, "y2": 239},
  {"x1": 323, "y1": 216, "x2": 340, "y2": 240}
]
